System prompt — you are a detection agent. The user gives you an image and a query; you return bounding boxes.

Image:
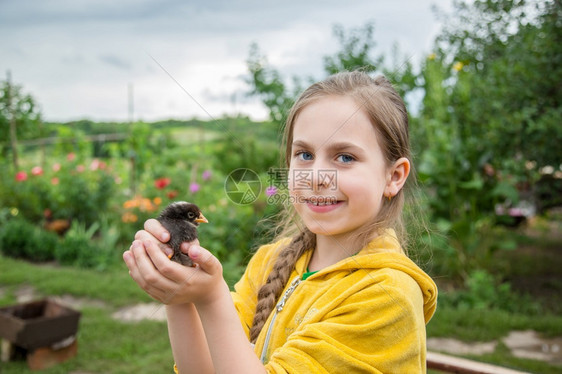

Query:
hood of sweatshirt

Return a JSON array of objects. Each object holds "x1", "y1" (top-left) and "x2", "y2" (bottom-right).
[
  {"x1": 294, "y1": 230, "x2": 438, "y2": 323},
  {"x1": 232, "y1": 229, "x2": 438, "y2": 373}
]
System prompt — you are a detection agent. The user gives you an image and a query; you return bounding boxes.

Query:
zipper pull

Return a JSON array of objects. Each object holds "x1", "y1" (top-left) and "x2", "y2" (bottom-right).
[{"x1": 276, "y1": 277, "x2": 301, "y2": 312}]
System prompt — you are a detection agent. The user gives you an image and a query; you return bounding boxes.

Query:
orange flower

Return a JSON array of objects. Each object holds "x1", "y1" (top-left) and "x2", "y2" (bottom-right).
[
  {"x1": 153, "y1": 197, "x2": 162, "y2": 205},
  {"x1": 123, "y1": 199, "x2": 139, "y2": 209},
  {"x1": 139, "y1": 198, "x2": 156, "y2": 212},
  {"x1": 122, "y1": 212, "x2": 138, "y2": 223},
  {"x1": 123, "y1": 196, "x2": 157, "y2": 212}
]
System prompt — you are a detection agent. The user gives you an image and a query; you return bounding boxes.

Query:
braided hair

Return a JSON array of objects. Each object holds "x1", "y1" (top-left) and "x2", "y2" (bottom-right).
[{"x1": 249, "y1": 228, "x2": 315, "y2": 343}]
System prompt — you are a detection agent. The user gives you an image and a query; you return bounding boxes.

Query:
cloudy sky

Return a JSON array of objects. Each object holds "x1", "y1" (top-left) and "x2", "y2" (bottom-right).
[{"x1": 0, "y1": 0, "x2": 454, "y2": 122}]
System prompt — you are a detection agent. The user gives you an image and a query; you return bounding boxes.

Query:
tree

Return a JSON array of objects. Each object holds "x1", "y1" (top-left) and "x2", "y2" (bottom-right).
[
  {"x1": 434, "y1": 0, "x2": 562, "y2": 182},
  {"x1": 246, "y1": 22, "x2": 402, "y2": 126},
  {"x1": 0, "y1": 73, "x2": 42, "y2": 168},
  {"x1": 246, "y1": 43, "x2": 298, "y2": 125},
  {"x1": 414, "y1": 0, "x2": 562, "y2": 279}
]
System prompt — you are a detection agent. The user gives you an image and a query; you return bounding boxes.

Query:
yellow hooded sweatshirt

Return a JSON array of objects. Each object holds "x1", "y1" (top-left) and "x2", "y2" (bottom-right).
[{"x1": 231, "y1": 230, "x2": 438, "y2": 373}]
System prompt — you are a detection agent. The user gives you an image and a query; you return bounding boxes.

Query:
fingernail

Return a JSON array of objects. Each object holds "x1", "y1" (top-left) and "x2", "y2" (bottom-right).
[
  {"x1": 161, "y1": 232, "x2": 169, "y2": 242},
  {"x1": 190, "y1": 246, "x2": 201, "y2": 258}
]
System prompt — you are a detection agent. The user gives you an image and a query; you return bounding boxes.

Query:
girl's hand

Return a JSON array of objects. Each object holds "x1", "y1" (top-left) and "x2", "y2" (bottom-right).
[
  {"x1": 135, "y1": 218, "x2": 173, "y2": 256},
  {"x1": 123, "y1": 222, "x2": 225, "y2": 307}
]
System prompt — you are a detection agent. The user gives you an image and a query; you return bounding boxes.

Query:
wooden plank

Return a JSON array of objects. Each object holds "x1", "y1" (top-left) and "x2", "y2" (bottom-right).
[{"x1": 427, "y1": 351, "x2": 531, "y2": 374}]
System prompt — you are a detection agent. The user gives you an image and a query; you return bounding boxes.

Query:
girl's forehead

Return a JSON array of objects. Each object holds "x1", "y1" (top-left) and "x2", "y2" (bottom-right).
[{"x1": 292, "y1": 96, "x2": 378, "y2": 147}]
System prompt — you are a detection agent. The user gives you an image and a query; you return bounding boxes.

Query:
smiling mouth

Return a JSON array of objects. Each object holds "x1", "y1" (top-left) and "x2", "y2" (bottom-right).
[{"x1": 307, "y1": 197, "x2": 339, "y2": 206}]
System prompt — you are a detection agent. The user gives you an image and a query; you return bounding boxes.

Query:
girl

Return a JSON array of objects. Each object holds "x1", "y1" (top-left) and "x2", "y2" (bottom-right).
[{"x1": 123, "y1": 71, "x2": 437, "y2": 373}]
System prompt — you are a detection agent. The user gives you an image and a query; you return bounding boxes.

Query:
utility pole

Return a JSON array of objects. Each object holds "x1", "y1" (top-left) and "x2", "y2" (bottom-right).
[
  {"x1": 6, "y1": 70, "x2": 19, "y2": 170},
  {"x1": 128, "y1": 82, "x2": 136, "y2": 194},
  {"x1": 128, "y1": 82, "x2": 134, "y2": 124}
]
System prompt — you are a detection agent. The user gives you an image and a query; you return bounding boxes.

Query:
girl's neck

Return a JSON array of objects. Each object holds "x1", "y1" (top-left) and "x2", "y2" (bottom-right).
[{"x1": 307, "y1": 233, "x2": 365, "y2": 272}]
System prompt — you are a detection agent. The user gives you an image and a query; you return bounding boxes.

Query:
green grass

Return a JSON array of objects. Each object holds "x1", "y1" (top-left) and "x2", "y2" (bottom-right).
[
  {"x1": 2, "y1": 242, "x2": 562, "y2": 373},
  {"x1": 1, "y1": 308, "x2": 172, "y2": 373},
  {"x1": 0, "y1": 255, "x2": 173, "y2": 373},
  {"x1": 0, "y1": 255, "x2": 149, "y2": 307},
  {"x1": 428, "y1": 305, "x2": 562, "y2": 342}
]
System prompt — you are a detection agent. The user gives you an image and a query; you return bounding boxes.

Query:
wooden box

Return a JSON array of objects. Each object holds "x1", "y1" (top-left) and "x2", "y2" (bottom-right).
[{"x1": 0, "y1": 298, "x2": 81, "y2": 350}]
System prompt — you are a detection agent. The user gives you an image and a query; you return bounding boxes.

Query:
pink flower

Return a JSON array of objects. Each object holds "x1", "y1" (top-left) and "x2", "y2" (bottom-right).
[
  {"x1": 51, "y1": 177, "x2": 59, "y2": 185},
  {"x1": 52, "y1": 163, "x2": 61, "y2": 172},
  {"x1": 154, "y1": 178, "x2": 171, "y2": 189},
  {"x1": 90, "y1": 159, "x2": 100, "y2": 171},
  {"x1": 202, "y1": 170, "x2": 212, "y2": 181},
  {"x1": 31, "y1": 166, "x2": 43, "y2": 176},
  {"x1": 15, "y1": 171, "x2": 27, "y2": 182},
  {"x1": 67, "y1": 152, "x2": 76, "y2": 161},
  {"x1": 76, "y1": 165, "x2": 85, "y2": 172},
  {"x1": 189, "y1": 183, "x2": 200, "y2": 194},
  {"x1": 266, "y1": 186, "x2": 278, "y2": 197}
]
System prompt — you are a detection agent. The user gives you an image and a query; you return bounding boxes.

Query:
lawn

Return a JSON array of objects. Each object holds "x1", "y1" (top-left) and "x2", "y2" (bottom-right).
[
  {"x1": 1, "y1": 223, "x2": 561, "y2": 373},
  {"x1": 0, "y1": 257, "x2": 174, "y2": 373}
]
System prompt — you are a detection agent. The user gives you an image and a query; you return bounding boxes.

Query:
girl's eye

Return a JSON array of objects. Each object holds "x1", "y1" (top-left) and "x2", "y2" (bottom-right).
[
  {"x1": 296, "y1": 151, "x2": 313, "y2": 161},
  {"x1": 337, "y1": 154, "x2": 355, "y2": 163}
]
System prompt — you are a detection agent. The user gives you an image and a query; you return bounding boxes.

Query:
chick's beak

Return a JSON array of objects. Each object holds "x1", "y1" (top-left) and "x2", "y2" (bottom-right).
[{"x1": 195, "y1": 212, "x2": 208, "y2": 224}]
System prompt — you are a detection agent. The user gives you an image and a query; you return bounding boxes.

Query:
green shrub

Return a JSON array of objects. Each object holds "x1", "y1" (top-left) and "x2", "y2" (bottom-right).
[
  {"x1": 55, "y1": 221, "x2": 118, "y2": 269},
  {"x1": 0, "y1": 218, "x2": 58, "y2": 262},
  {"x1": 438, "y1": 269, "x2": 541, "y2": 315},
  {"x1": 56, "y1": 222, "x2": 95, "y2": 267}
]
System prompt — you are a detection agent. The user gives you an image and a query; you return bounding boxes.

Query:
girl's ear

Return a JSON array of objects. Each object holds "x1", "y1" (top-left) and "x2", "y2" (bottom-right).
[{"x1": 385, "y1": 157, "x2": 410, "y2": 197}]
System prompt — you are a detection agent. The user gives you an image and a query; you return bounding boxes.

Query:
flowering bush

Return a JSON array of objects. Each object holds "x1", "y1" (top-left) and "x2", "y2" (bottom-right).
[{"x1": 1, "y1": 155, "x2": 117, "y2": 226}]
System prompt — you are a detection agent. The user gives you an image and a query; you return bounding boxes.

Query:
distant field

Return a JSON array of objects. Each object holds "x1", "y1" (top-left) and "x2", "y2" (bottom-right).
[{"x1": 168, "y1": 126, "x2": 222, "y2": 145}]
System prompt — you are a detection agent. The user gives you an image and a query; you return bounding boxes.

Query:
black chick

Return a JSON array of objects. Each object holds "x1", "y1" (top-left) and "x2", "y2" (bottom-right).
[{"x1": 156, "y1": 201, "x2": 208, "y2": 266}]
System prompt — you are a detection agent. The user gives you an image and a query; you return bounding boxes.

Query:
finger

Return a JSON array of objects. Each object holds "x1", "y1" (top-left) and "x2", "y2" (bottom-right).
[
  {"x1": 144, "y1": 218, "x2": 170, "y2": 242},
  {"x1": 180, "y1": 239, "x2": 200, "y2": 254},
  {"x1": 135, "y1": 230, "x2": 173, "y2": 257},
  {"x1": 188, "y1": 245, "x2": 222, "y2": 276},
  {"x1": 124, "y1": 245, "x2": 166, "y2": 299},
  {"x1": 130, "y1": 240, "x2": 177, "y2": 294},
  {"x1": 143, "y1": 239, "x2": 194, "y2": 284}
]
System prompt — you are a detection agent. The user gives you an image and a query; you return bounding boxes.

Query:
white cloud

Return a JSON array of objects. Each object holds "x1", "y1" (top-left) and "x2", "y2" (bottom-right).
[{"x1": 0, "y1": 0, "x2": 454, "y2": 122}]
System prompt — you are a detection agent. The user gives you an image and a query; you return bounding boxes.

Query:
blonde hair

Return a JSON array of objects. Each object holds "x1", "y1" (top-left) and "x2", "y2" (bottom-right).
[{"x1": 249, "y1": 71, "x2": 412, "y2": 343}]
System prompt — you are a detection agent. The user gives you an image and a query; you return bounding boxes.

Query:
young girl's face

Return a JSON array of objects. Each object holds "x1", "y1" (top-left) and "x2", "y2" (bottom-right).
[{"x1": 288, "y1": 95, "x2": 392, "y2": 241}]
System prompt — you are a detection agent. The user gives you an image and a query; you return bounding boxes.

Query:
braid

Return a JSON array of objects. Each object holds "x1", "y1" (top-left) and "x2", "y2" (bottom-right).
[{"x1": 249, "y1": 229, "x2": 315, "y2": 343}]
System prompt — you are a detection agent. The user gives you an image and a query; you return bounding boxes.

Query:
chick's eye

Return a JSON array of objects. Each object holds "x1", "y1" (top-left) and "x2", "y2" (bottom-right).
[
  {"x1": 187, "y1": 212, "x2": 195, "y2": 219},
  {"x1": 295, "y1": 151, "x2": 313, "y2": 161},
  {"x1": 337, "y1": 154, "x2": 355, "y2": 163}
]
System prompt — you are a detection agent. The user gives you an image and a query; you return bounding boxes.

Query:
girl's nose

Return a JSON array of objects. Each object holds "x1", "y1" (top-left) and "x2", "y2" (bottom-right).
[
  {"x1": 312, "y1": 168, "x2": 337, "y2": 192},
  {"x1": 289, "y1": 158, "x2": 337, "y2": 192},
  {"x1": 309, "y1": 158, "x2": 337, "y2": 192}
]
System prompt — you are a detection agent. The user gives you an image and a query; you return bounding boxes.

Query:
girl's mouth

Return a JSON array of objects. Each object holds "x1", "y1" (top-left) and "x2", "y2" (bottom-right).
[
  {"x1": 305, "y1": 197, "x2": 342, "y2": 212},
  {"x1": 309, "y1": 200, "x2": 337, "y2": 206}
]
